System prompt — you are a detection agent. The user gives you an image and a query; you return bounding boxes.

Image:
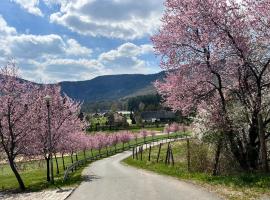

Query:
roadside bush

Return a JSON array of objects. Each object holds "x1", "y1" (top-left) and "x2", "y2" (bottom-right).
[{"x1": 189, "y1": 140, "x2": 212, "y2": 173}]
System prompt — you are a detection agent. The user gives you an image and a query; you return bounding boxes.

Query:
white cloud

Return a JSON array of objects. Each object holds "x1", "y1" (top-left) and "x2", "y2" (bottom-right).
[
  {"x1": 98, "y1": 43, "x2": 154, "y2": 74},
  {"x1": 42, "y1": 0, "x2": 65, "y2": 7},
  {"x1": 19, "y1": 42, "x2": 155, "y2": 83},
  {"x1": 23, "y1": 58, "x2": 106, "y2": 82},
  {"x1": 49, "y1": 0, "x2": 163, "y2": 40},
  {"x1": 10, "y1": 0, "x2": 43, "y2": 17},
  {"x1": 0, "y1": 16, "x2": 157, "y2": 83},
  {"x1": 65, "y1": 39, "x2": 92, "y2": 56},
  {"x1": 2, "y1": 34, "x2": 92, "y2": 59},
  {"x1": 0, "y1": 16, "x2": 92, "y2": 60},
  {"x1": 0, "y1": 15, "x2": 17, "y2": 36},
  {"x1": 99, "y1": 43, "x2": 153, "y2": 60},
  {"x1": 7, "y1": 34, "x2": 64, "y2": 58}
]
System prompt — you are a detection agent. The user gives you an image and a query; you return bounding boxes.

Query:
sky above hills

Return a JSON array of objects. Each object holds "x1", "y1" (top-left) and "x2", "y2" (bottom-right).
[{"x1": 0, "y1": 0, "x2": 164, "y2": 83}]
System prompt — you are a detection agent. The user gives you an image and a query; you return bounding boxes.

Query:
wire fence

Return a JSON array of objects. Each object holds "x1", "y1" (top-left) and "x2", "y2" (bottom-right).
[{"x1": 63, "y1": 134, "x2": 185, "y2": 181}]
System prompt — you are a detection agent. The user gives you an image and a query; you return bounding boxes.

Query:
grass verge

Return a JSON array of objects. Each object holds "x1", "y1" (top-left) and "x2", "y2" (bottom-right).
[
  {"x1": 0, "y1": 132, "x2": 183, "y2": 192},
  {"x1": 123, "y1": 140, "x2": 270, "y2": 200}
]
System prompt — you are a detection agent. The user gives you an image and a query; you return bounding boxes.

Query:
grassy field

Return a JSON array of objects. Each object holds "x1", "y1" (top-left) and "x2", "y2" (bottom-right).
[
  {"x1": 123, "y1": 140, "x2": 270, "y2": 200},
  {"x1": 129, "y1": 126, "x2": 165, "y2": 132},
  {"x1": 88, "y1": 126, "x2": 166, "y2": 133},
  {"x1": 0, "y1": 150, "x2": 92, "y2": 192},
  {"x1": 0, "y1": 132, "x2": 181, "y2": 192}
]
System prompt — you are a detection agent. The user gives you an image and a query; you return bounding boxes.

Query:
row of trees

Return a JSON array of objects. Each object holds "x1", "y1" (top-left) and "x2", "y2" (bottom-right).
[
  {"x1": 0, "y1": 64, "x2": 171, "y2": 192},
  {"x1": 154, "y1": 0, "x2": 270, "y2": 173},
  {"x1": 0, "y1": 62, "x2": 85, "y2": 190}
]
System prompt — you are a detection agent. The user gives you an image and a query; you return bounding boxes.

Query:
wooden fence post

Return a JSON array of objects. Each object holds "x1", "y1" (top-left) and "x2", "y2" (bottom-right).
[
  {"x1": 168, "y1": 148, "x2": 171, "y2": 165},
  {"x1": 187, "y1": 138, "x2": 190, "y2": 172},
  {"x1": 165, "y1": 143, "x2": 170, "y2": 165},
  {"x1": 136, "y1": 146, "x2": 138, "y2": 160},
  {"x1": 157, "y1": 143, "x2": 162, "y2": 163},
  {"x1": 170, "y1": 146, "x2": 174, "y2": 166},
  {"x1": 132, "y1": 147, "x2": 135, "y2": 159},
  {"x1": 148, "y1": 145, "x2": 152, "y2": 161},
  {"x1": 140, "y1": 146, "x2": 143, "y2": 161}
]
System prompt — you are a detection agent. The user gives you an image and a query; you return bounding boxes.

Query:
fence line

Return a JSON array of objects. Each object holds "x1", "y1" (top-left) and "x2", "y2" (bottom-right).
[{"x1": 63, "y1": 134, "x2": 185, "y2": 181}]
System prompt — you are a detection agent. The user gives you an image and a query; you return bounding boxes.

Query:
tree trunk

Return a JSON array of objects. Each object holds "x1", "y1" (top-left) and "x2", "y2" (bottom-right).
[
  {"x1": 228, "y1": 133, "x2": 250, "y2": 171},
  {"x1": 8, "y1": 157, "x2": 26, "y2": 191},
  {"x1": 71, "y1": 153, "x2": 74, "y2": 163},
  {"x1": 213, "y1": 139, "x2": 222, "y2": 176},
  {"x1": 54, "y1": 154, "x2": 59, "y2": 175},
  {"x1": 157, "y1": 143, "x2": 162, "y2": 163},
  {"x1": 70, "y1": 153, "x2": 74, "y2": 172},
  {"x1": 83, "y1": 150, "x2": 86, "y2": 164},
  {"x1": 75, "y1": 153, "x2": 78, "y2": 162},
  {"x1": 258, "y1": 114, "x2": 269, "y2": 172},
  {"x1": 62, "y1": 153, "x2": 65, "y2": 170},
  {"x1": 75, "y1": 153, "x2": 78, "y2": 169},
  {"x1": 246, "y1": 113, "x2": 260, "y2": 170},
  {"x1": 91, "y1": 149, "x2": 93, "y2": 157},
  {"x1": 45, "y1": 157, "x2": 50, "y2": 182}
]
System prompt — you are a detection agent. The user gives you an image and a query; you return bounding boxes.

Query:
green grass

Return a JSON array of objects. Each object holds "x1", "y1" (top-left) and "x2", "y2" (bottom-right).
[
  {"x1": 89, "y1": 116, "x2": 108, "y2": 126},
  {"x1": 128, "y1": 126, "x2": 165, "y2": 132},
  {"x1": 0, "y1": 132, "x2": 184, "y2": 192},
  {"x1": 0, "y1": 152, "x2": 90, "y2": 192},
  {"x1": 123, "y1": 141, "x2": 270, "y2": 200}
]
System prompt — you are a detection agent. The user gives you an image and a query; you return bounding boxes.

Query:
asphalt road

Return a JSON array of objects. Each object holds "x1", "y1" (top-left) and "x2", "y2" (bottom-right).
[{"x1": 68, "y1": 149, "x2": 221, "y2": 200}]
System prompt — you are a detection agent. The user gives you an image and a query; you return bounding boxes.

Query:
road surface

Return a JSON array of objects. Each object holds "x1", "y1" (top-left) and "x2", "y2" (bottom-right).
[{"x1": 68, "y1": 149, "x2": 221, "y2": 200}]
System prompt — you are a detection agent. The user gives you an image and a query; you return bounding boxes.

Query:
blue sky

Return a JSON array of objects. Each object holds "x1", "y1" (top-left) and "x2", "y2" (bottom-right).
[{"x1": 0, "y1": 0, "x2": 164, "y2": 83}]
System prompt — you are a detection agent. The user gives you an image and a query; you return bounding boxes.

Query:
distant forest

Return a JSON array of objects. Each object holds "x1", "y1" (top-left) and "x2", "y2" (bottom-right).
[{"x1": 81, "y1": 94, "x2": 164, "y2": 113}]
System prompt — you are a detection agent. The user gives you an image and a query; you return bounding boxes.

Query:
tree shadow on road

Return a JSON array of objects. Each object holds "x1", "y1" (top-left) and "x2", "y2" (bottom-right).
[{"x1": 82, "y1": 174, "x2": 101, "y2": 182}]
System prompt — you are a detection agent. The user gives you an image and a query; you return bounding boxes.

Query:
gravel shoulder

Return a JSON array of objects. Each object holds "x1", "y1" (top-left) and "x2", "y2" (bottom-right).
[{"x1": 0, "y1": 188, "x2": 73, "y2": 200}]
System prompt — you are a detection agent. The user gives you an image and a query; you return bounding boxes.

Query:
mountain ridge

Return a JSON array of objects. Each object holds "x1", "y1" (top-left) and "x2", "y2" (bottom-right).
[
  {"x1": 0, "y1": 71, "x2": 165, "y2": 103},
  {"x1": 59, "y1": 71, "x2": 165, "y2": 103}
]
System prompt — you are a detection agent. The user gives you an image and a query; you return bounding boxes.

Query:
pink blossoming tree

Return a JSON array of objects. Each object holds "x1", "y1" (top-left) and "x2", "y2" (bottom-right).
[
  {"x1": 0, "y1": 62, "x2": 39, "y2": 190},
  {"x1": 153, "y1": 0, "x2": 270, "y2": 172}
]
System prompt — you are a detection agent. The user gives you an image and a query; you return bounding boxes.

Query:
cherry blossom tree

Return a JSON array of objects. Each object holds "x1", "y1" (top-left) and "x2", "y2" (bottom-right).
[
  {"x1": 140, "y1": 130, "x2": 148, "y2": 143},
  {"x1": 153, "y1": 0, "x2": 270, "y2": 172},
  {"x1": 119, "y1": 131, "x2": 132, "y2": 150},
  {"x1": 150, "y1": 131, "x2": 156, "y2": 140},
  {"x1": 0, "y1": 62, "x2": 39, "y2": 191},
  {"x1": 133, "y1": 132, "x2": 139, "y2": 147},
  {"x1": 29, "y1": 84, "x2": 85, "y2": 181}
]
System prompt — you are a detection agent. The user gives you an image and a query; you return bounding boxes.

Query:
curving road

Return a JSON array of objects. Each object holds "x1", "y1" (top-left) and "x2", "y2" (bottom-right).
[{"x1": 68, "y1": 149, "x2": 221, "y2": 200}]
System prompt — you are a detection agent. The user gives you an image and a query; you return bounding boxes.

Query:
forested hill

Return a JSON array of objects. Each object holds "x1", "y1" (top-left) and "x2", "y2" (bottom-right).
[{"x1": 59, "y1": 72, "x2": 165, "y2": 102}]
